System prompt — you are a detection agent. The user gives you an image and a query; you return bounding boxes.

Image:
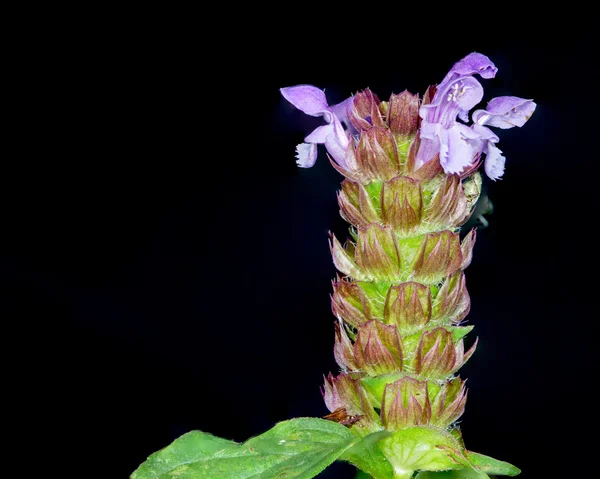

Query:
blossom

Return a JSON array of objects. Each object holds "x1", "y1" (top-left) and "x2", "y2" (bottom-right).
[
  {"x1": 280, "y1": 85, "x2": 353, "y2": 168},
  {"x1": 416, "y1": 53, "x2": 497, "y2": 173},
  {"x1": 416, "y1": 53, "x2": 536, "y2": 180},
  {"x1": 282, "y1": 54, "x2": 535, "y2": 181}
]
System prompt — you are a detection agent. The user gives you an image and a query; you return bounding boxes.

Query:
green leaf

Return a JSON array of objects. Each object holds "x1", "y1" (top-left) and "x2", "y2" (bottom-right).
[
  {"x1": 341, "y1": 430, "x2": 394, "y2": 479},
  {"x1": 131, "y1": 418, "x2": 357, "y2": 479},
  {"x1": 412, "y1": 451, "x2": 521, "y2": 478},
  {"x1": 415, "y1": 469, "x2": 489, "y2": 478},
  {"x1": 466, "y1": 452, "x2": 521, "y2": 476},
  {"x1": 378, "y1": 426, "x2": 472, "y2": 477}
]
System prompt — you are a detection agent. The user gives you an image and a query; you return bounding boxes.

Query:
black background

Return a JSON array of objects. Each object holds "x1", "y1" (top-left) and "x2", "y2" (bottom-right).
[{"x1": 3, "y1": 15, "x2": 596, "y2": 478}]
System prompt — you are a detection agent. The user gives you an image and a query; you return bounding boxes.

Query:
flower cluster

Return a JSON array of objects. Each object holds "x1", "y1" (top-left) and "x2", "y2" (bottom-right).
[{"x1": 281, "y1": 53, "x2": 535, "y2": 180}]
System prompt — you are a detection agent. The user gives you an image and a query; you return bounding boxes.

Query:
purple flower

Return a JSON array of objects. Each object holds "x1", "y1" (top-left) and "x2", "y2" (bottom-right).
[
  {"x1": 416, "y1": 53, "x2": 536, "y2": 180},
  {"x1": 416, "y1": 53, "x2": 497, "y2": 173},
  {"x1": 280, "y1": 85, "x2": 353, "y2": 168}
]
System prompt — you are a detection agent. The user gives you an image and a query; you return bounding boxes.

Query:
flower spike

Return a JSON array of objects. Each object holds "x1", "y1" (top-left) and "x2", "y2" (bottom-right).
[{"x1": 278, "y1": 51, "x2": 534, "y2": 479}]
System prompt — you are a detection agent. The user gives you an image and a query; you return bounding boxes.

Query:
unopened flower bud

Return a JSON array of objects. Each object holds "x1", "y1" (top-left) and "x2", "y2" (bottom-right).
[
  {"x1": 413, "y1": 231, "x2": 462, "y2": 283},
  {"x1": 356, "y1": 127, "x2": 400, "y2": 180},
  {"x1": 388, "y1": 90, "x2": 420, "y2": 137},
  {"x1": 354, "y1": 320, "x2": 404, "y2": 375},
  {"x1": 426, "y1": 175, "x2": 468, "y2": 227},
  {"x1": 429, "y1": 377, "x2": 467, "y2": 428},
  {"x1": 415, "y1": 328, "x2": 477, "y2": 379},
  {"x1": 355, "y1": 224, "x2": 402, "y2": 281},
  {"x1": 460, "y1": 229, "x2": 477, "y2": 270},
  {"x1": 381, "y1": 377, "x2": 431, "y2": 430},
  {"x1": 381, "y1": 176, "x2": 423, "y2": 235},
  {"x1": 334, "y1": 321, "x2": 358, "y2": 371},
  {"x1": 432, "y1": 271, "x2": 471, "y2": 324},
  {"x1": 322, "y1": 372, "x2": 379, "y2": 426},
  {"x1": 329, "y1": 233, "x2": 370, "y2": 281},
  {"x1": 337, "y1": 180, "x2": 380, "y2": 228},
  {"x1": 331, "y1": 278, "x2": 370, "y2": 328},
  {"x1": 349, "y1": 88, "x2": 385, "y2": 131},
  {"x1": 384, "y1": 282, "x2": 432, "y2": 334}
]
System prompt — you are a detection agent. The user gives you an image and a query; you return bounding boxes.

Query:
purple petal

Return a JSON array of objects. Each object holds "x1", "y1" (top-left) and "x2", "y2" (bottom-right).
[
  {"x1": 331, "y1": 118, "x2": 350, "y2": 150},
  {"x1": 473, "y1": 96, "x2": 537, "y2": 129},
  {"x1": 415, "y1": 122, "x2": 442, "y2": 167},
  {"x1": 414, "y1": 137, "x2": 440, "y2": 169},
  {"x1": 484, "y1": 144, "x2": 506, "y2": 180},
  {"x1": 416, "y1": 122, "x2": 481, "y2": 174},
  {"x1": 324, "y1": 121, "x2": 350, "y2": 168},
  {"x1": 436, "y1": 127, "x2": 451, "y2": 170},
  {"x1": 280, "y1": 85, "x2": 330, "y2": 117},
  {"x1": 457, "y1": 109, "x2": 470, "y2": 123},
  {"x1": 330, "y1": 96, "x2": 358, "y2": 135},
  {"x1": 442, "y1": 124, "x2": 481, "y2": 174},
  {"x1": 419, "y1": 122, "x2": 442, "y2": 142},
  {"x1": 305, "y1": 124, "x2": 334, "y2": 144},
  {"x1": 295, "y1": 143, "x2": 318, "y2": 168},
  {"x1": 441, "y1": 52, "x2": 498, "y2": 84},
  {"x1": 472, "y1": 124, "x2": 499, "y2": 143},
  {"x1": 421, "y1": 77, "x2": 484, "y2": 128},
  {"x1": 305, "y1": 122, "x2": 349, "y2": 168}
]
